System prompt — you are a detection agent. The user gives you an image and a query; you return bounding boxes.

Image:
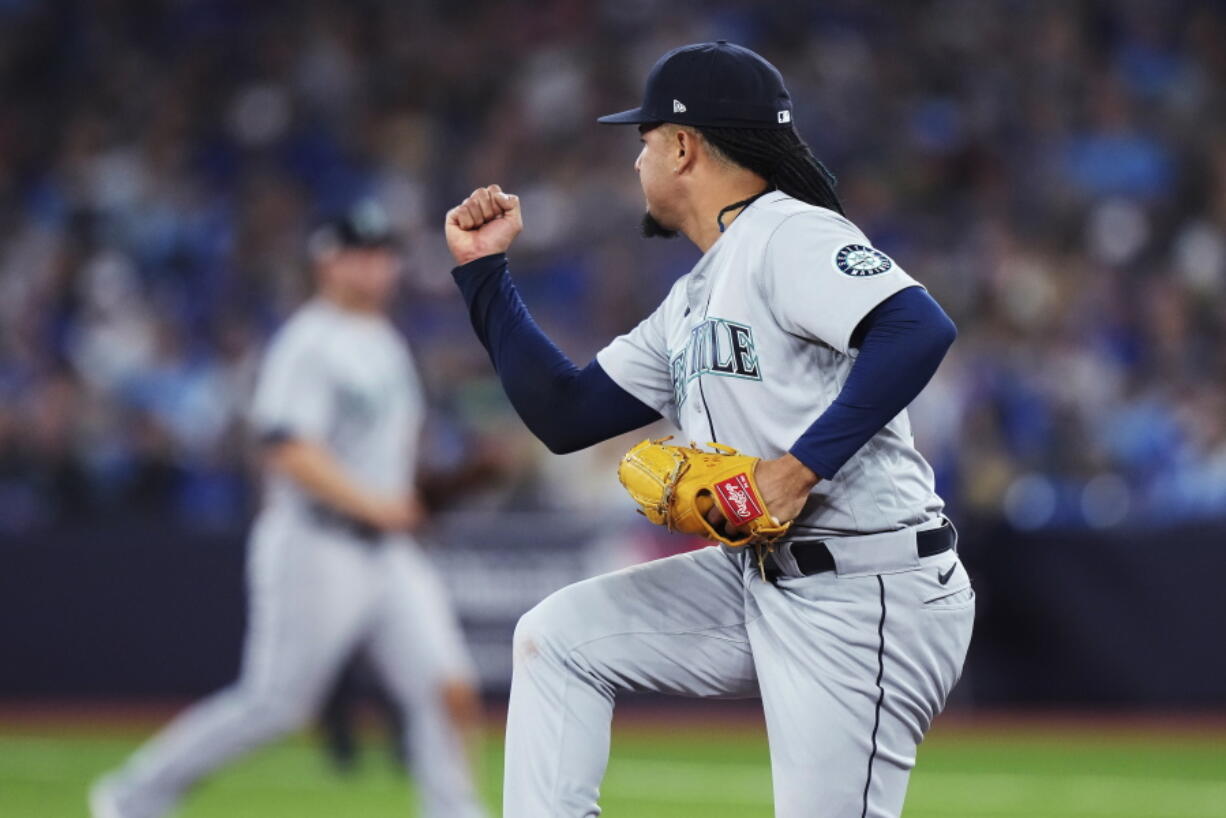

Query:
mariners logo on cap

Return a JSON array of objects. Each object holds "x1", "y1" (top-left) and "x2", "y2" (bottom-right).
[{"x1": 835, "y1": 244, "x2": 893, "y2": 277}]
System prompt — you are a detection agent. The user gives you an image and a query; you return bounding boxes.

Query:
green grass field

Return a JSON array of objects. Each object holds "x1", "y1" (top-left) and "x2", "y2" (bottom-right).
[{"x1": 2, "y1": 715, "x2": 1224, "y2": 818}]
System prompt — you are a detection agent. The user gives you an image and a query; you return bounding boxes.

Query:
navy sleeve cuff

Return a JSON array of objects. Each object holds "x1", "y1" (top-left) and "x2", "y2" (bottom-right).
[{"x1": 451, "y1": 252, "x2": 508, "y2": 288}]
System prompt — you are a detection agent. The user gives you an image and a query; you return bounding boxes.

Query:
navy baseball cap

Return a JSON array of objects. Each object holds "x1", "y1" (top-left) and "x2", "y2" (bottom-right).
[
  {"x1": 308, "y1": 200, "x2": 398, "y2": 259},
  {"x1": 598, "y1": 41, "x2": 793, "y2": 129}
]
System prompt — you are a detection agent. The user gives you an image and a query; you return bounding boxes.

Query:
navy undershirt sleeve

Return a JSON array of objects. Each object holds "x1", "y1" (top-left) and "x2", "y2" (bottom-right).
[
  {"x1": 451, "y1": 253, "x2": 661, "y2": 454},
  {"x1": 789, "y1": 286, "x2": 956, "y2": 479}
]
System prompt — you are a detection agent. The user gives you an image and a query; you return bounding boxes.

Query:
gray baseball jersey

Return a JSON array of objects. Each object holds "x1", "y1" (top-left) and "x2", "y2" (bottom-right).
[
  {"x1": 597, "y1": 191, "x2": 943, "y2": 537},
  {"x1": 93, "y1": 299, "x2": 486, "y2": 818},
  {"x1": 251, "y1": 297, "x2": 425, "y2": 515},
  {"x1": 504, "y1": 194, "x2": 972, "y2": 818}
]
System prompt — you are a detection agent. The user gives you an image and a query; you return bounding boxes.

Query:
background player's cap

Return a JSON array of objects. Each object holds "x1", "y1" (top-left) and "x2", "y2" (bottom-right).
[
  {"x1": 597, "y1": 41, "x2": 793, "y2": 129},
  {"x1": 308, "y1": 199, "x2": 399, "y2": 260}
]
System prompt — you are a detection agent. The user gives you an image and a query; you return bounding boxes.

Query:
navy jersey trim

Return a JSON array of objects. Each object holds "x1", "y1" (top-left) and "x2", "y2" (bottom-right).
[
  {"x1": 862, "y1": 575, "x2": 887, "y2": 817},
  {"x1": 696, "y1": 376, "x2": 718, "y2": 442},
  {"x1": 698, "y1": 290, "x2": 719, "y2": 442}
]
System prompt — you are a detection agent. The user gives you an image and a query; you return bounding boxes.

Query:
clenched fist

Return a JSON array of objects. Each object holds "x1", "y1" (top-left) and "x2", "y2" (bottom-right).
[{"x1": 445, "y1": 184, "x2": 523, "y2": 266}]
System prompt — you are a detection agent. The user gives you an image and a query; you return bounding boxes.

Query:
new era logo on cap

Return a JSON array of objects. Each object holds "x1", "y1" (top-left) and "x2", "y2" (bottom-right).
[
  {"x1": 673, "y1": 99, "x2": 687, "y2": 113},
  {"x1": 777, "y1": 110, "x2": 791, "y2": 123}
]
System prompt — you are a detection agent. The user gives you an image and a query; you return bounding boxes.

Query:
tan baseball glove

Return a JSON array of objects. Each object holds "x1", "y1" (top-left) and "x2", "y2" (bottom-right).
[{"x1": 617, "y1": 437, "x2": 791, "y2": 547}]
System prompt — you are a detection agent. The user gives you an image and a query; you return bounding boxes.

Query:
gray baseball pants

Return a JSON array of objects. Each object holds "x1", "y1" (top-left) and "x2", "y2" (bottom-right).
[
  {"x1": 504, "y1": 523, "x2": 974, "y2": 818},
  {"x1": 99, "y1": 506, "x2": 486, "y2": 818}
]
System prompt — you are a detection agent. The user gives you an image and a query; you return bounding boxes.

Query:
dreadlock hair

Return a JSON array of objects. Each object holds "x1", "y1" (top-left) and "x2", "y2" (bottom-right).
[{"x1": 697, "y1": 125, "x2": 845, "y2": 215}]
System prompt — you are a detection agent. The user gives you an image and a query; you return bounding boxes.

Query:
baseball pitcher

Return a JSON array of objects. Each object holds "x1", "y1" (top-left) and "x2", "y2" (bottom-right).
[{"x1": 445, "y1": 42, "x2": 973, "y2": 818}]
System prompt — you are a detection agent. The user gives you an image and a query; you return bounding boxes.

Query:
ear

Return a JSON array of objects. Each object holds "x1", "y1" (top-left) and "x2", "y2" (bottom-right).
[{"x1": 673, "y1": 127, "x2": 698, "y2": 175}]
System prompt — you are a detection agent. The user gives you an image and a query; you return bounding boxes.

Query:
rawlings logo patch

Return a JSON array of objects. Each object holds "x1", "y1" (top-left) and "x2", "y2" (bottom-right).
[{"x1": 714, "y1": 474, "x2": 763, "y2": 526}]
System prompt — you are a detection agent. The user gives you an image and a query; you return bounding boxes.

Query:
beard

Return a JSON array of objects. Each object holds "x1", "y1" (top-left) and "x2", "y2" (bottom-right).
[{"x1": 640, "y1": 211, "x2": 679, "y2": 239}]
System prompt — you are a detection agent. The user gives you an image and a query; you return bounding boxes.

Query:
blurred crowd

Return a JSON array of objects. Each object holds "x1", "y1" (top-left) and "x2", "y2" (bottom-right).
[{"x1": 1, "y1": 0, "x2": 1224, "y2": 534}]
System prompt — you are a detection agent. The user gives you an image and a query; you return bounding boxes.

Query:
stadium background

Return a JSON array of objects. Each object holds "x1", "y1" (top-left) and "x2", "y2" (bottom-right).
[{"x1": 1, "y1": 0, "x2": 1223, "y2": 816}]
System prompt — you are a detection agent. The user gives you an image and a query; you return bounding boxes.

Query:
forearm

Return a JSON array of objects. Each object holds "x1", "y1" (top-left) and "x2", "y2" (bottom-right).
[
  {"x1": 789, "y1": 286, "x2": 956, "y2": 479},
  {"x1": 452, "y1": 253, "x2": 660, "y2": 453},
  {"x1": 264, "y1": 438, "x2": 383, "y2": 522}
]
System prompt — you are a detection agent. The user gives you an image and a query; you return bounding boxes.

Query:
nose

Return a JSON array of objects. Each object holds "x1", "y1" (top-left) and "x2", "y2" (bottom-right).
[{"x1": 634, "y1": 153, "x2": 642, "y2": 173}]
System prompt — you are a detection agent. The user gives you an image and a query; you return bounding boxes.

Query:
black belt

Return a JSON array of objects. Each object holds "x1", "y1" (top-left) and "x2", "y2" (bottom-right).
[
  {"x1": 769, "y1": 522, "x2": 956, "y2": 580},
  {"x1": 309, "y1": 503, "x2": 382, "y2": 544}
]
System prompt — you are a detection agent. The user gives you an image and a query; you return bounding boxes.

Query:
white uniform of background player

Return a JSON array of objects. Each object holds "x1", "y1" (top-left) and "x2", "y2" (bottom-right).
[
  {"x1": 445, "y1": 42, "x2": 975, "y2": 818},
  {"x1": 91, "y1": 203, "x2": 487, "y2": 818}
]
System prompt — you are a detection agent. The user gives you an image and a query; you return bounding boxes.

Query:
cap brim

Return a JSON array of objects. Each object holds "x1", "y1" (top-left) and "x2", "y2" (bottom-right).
[{"x1": 596, "y1": 107, "x2": 655, "y2": 125}]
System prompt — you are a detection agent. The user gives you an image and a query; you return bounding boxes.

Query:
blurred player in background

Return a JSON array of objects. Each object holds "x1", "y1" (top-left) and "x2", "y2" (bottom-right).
[{"x1": 90, "y1": 201, "x2": 487, "y2": 818}]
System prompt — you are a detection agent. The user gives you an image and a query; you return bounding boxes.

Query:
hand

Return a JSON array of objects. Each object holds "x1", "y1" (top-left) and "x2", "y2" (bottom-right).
[
  {"x1": 445, "y1": 184, "x2": 523, "y2": 265},
  {"x1": 363, "y1": 495, "x2": 425, "y2": 533},
  {"x1": 705, "y1": 453, "x2": 820, "y2": 536}
]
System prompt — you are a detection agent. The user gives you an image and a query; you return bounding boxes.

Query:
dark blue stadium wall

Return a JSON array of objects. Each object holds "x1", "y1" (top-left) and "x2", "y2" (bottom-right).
[{"x1": 2, "y1": 518, "x2": 1224, "y2": 707}]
